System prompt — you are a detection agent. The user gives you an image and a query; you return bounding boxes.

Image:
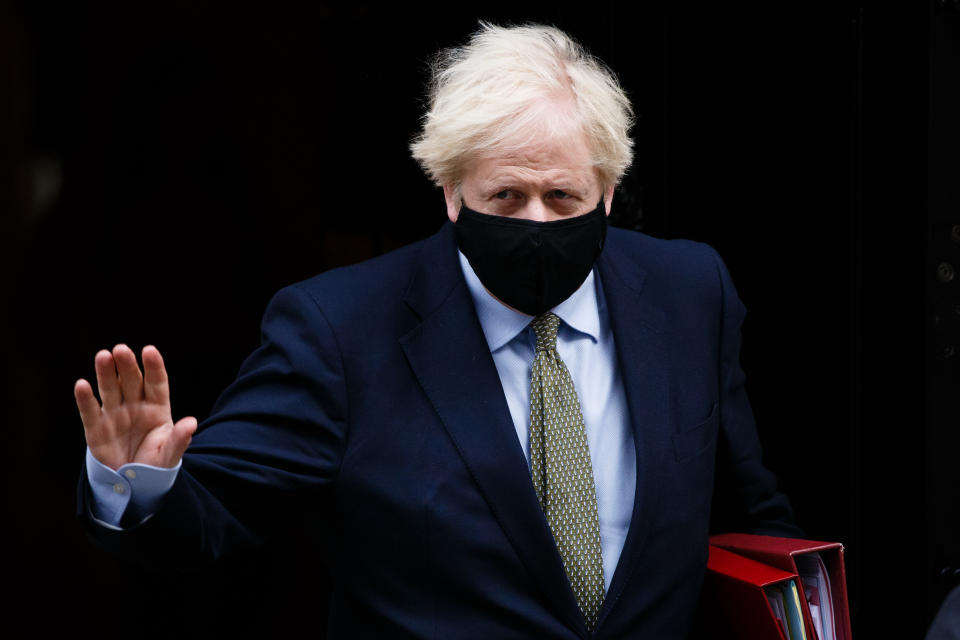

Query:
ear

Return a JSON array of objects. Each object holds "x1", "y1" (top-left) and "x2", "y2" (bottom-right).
[
  {"x1": 443, "y1": 184, "x2": 459, "y2": 223},
  {"x1": 603, "y1": 184, "x2": 615, "y2": 216}
]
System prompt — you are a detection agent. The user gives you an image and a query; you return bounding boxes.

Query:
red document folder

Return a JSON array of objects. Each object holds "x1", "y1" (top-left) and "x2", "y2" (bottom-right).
[
  {"x1": 699, "y1": 544, "x2": 799, "y2": 640},
  {"x1": 709, "y1": 533, "x2": 853, "y2": 640}
]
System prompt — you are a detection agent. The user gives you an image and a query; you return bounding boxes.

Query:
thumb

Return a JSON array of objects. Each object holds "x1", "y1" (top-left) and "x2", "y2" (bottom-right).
[{"x1": 170, "y1": 416, "x2": 198, "y2": 460}]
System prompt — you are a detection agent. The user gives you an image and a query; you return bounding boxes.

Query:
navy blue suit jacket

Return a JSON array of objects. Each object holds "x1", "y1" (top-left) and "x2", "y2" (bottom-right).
[{"x1": 80, "y1": 222, "x2": 800, "y2": 639}]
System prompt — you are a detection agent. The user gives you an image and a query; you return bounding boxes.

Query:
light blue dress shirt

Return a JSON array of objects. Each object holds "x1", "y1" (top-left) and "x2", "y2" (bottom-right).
[
  {"x1": 88, "y1": 252, "x2": 637, "y2": 589},
  {"x1": 85, "y1": 448, "x2": 180, "y2": 529},
  {"x1": 458, "y1": 251, "x2": 635, "y2": 591}
]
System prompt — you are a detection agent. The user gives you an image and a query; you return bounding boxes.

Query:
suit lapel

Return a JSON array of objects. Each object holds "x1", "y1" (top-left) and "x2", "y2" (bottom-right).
[
  {"x1": 399, "y1": 223, "x2": 588, "y2": 638},
  {"x1": 594, "y1": 235, "x2": 674, "y2": 629}
]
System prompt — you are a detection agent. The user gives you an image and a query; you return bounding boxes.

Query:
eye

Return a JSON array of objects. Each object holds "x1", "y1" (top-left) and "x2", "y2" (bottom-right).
[
  {"x1": 495, "y1": 190, "x2": 512, "y2": 199},
  {"x1": 550, "y1": 190, "x2": 571, "y2": 199}
]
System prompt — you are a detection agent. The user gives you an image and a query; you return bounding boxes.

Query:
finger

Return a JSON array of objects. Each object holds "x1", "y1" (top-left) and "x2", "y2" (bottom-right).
[
  {"x1": 94, "y1": 349, "x2": 122, "y2": 409},
  {"x1": 142, "y1": 345, "x2": 170, "y2": 405},
  {"x1": 74, "y1": 379, "x2": 102, "y2": 430},
  {"x1": 113, "y1": 344, "x2": 144, "y2": 404},
  {"x1": 168, "y1": 416, "x2": 198, "y2": 464}
]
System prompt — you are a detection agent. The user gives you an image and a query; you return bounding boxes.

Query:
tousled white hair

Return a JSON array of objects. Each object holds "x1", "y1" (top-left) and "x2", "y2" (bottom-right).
[{"x1": 410, "y1": 22, "x2": 635, "y2": 192}]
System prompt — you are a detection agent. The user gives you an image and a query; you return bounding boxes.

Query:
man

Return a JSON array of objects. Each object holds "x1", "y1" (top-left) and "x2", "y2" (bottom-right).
[{"x1": 76, "y1": 23, "x2": 800, "y2": 638}]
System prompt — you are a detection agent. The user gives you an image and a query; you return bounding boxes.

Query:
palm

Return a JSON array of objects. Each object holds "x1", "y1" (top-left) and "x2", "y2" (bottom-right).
[
  {"x1": 100, "y1": 394, "x2": 172, "y2": 462},
  {"x1": 75, "y1": 344, "x2": 196, "y2": 471}
]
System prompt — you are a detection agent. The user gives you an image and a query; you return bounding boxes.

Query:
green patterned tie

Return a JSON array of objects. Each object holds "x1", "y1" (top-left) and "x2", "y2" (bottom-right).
[{"x1": 529, "y1": 312, "x2": 606, "y2": 631}]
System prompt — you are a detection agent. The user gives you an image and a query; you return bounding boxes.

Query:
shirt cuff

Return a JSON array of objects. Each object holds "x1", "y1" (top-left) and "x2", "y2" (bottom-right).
[{"x1": 85, "y1": 448, "x2": 181, "y2": 527}]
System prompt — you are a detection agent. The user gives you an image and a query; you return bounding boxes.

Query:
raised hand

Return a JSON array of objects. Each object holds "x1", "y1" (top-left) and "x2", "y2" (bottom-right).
[{"x1": 75, "y1": 344, "x2": 197, "y2": 471}]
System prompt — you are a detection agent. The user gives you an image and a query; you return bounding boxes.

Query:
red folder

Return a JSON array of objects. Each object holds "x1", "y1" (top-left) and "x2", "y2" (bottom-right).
[
  {"x1": 709, "y1": 533, "x2": 853, "y2": 640},
  {"x1": 700, "y1": 544, "x2": 799, "y2": 639}
]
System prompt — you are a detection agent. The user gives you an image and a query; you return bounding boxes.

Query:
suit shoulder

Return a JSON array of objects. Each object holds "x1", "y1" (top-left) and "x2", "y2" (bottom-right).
[
  {"x1": 606, "y1": 227, "x2": 723, "y2": 285},
  {"x1": 281, "y1": 235, "x2": 431, "y2": 307},
  {"x1": 603, "y1": 228, "x2": 737, "y2": 323},
  {"x1": 258, "y1": 232, "x2": 442, "y2": 343}
]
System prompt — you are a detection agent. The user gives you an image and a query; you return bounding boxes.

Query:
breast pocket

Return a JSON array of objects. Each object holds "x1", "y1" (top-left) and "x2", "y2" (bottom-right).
[{"x1": 672, "y1": 403, "x2": 719, "y2": 463}]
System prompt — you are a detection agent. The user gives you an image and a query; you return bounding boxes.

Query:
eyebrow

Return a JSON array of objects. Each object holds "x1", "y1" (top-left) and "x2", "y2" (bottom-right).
[{"x1": 482, "y1": 176, "x2": 592, "y2": 194}]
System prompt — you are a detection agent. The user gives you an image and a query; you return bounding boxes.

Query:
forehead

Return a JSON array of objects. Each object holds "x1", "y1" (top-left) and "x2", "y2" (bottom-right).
[{"x1": 469, "y1": 131, "x2": 596, "y2": 184}]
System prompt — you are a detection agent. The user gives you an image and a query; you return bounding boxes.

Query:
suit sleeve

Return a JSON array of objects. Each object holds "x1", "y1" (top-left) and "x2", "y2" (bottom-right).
[
  {"x1": 77, "y1": 283, "x2": 349, "y2": 572},
  {"x1": 709, "y1": 248, "x2": 805, "y2": 537}
]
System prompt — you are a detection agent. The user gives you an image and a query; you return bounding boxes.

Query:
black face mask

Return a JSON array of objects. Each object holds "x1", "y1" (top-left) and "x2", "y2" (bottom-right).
[{"x1": 454, "y1": 201, "x2": 607, "y2": 316}]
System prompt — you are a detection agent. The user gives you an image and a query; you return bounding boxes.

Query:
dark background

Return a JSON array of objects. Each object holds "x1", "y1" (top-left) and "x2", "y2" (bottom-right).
[{"x1": 2, "y1": 1, "x2": 956, "y2": 637}]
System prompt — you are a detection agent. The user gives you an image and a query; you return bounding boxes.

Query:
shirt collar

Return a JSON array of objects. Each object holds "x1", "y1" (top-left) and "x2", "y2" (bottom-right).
[{"x1": 458, "y1": 250, "x2": 601, "y2": 352}]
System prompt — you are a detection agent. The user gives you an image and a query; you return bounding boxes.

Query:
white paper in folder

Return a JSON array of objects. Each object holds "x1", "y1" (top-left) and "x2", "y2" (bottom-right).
[{"x1": 796, "y1": 552, "x2": 835, "y2": 640}]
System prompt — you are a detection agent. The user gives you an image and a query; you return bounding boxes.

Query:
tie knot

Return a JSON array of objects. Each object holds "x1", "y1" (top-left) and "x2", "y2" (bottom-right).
[{"x1": 531, "y1": 313, "x2": 561, "y2": 352}]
